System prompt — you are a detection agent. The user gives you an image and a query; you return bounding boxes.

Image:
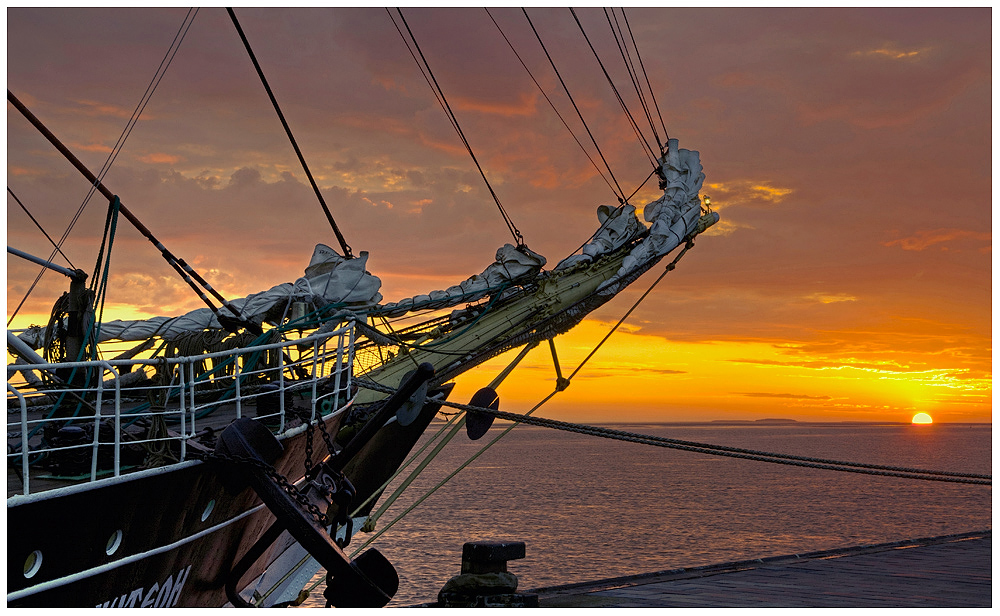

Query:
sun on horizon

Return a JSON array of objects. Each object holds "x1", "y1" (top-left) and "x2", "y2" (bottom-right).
[{"x1": 912, "y1": 412, "x2": 933, "y2": 424}]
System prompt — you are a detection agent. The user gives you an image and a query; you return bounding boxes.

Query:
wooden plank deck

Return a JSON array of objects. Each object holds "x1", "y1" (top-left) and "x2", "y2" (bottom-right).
[{"x1": 533, "y1": 530, "x2": 991, "y2": 607}]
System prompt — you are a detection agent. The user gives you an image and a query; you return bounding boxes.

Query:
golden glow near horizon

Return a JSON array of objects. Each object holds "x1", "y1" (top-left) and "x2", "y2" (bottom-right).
[
  {"x1": 8, "y1": 306, "x2": 991, "y2": 425},
  {"x1": 449, "y1": 320, "x2": 991, "y2": 424}
]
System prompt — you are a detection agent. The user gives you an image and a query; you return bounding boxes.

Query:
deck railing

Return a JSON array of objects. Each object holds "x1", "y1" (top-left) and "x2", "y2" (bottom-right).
[{"x1": 7, "y1": 324, "x2": 355, "y2": 496}]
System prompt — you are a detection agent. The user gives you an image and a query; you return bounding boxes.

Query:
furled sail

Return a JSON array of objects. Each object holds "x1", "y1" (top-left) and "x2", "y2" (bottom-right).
[
  {"x1": 598, "y1": 139, "x2": 717, "y2": 292},
  {"x1": 94, "y1": 246, "x2": 382, "y2": 342},
  {"x1": 554, "y1": 138, "x2": 716, "y2": 290},
  {"x1": 376, "y1": 244, "x2": 546, "y2": 318}
]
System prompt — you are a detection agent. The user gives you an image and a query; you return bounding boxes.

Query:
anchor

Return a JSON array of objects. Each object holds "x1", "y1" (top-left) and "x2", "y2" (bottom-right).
[{"x1": 216, "y1": 363, "x2": 435, "y2": 608}]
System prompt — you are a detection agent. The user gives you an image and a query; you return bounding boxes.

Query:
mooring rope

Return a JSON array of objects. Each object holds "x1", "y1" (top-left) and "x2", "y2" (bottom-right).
[{"x1": 356, "y1": 378, "x2": 990, "y2": 486}]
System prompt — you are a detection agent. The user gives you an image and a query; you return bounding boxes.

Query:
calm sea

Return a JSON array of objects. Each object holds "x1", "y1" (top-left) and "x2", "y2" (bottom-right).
[{"x1": 301, "y1": 421, "x2": 991, "y2": 607}]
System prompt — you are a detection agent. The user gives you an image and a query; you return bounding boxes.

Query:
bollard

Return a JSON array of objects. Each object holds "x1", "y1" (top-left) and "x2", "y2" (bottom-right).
[{"x1": 436, "y1": 541, "x2": 538, "y2": 607}]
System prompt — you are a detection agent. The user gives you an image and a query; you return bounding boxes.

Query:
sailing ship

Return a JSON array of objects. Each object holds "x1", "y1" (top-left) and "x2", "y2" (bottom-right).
[{"x1": 7, "y1": 8, "x2": 718, "y2": 607}]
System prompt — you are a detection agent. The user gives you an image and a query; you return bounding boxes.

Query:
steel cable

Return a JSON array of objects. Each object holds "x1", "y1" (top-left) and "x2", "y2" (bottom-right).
[{"x1": 390, "y1": 9, "x2": 525, "y2": 246}]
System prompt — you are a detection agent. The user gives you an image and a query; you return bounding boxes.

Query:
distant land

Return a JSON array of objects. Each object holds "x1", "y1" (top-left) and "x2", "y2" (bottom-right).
[{"x1": 710, "y1": 418, "x2": 799, "y2": 424}]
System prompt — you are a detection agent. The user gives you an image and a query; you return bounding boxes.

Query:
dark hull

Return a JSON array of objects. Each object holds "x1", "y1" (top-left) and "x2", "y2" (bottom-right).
[
  {"x1": 8, "y1": 417, "x2": 327, "y2": 607},
  {"x1": 8, "y1": 390, "x2": 448, "y2": 608}
]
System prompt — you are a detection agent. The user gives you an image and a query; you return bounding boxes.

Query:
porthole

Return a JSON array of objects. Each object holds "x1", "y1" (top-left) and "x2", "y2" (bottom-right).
[
  {"x1": 201, "y1": 499, "x2": 216, "y2": 522},
  {"x1": 106, "y1": 530, "x2": 123, "y2": 556},
  {"x1": 24, "y1": 550, "x2": 42, "y2": 578}
]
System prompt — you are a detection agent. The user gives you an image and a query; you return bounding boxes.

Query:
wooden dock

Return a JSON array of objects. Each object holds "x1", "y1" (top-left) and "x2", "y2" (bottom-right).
[{"x1": 532, "y1": 530, "x2": 991, "y2": 608}]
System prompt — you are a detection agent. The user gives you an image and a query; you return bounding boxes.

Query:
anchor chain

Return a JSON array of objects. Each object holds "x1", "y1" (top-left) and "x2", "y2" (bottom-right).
[
  {"x1": 297, "y1": 407, "x2": 340, "y2": 481},
  {"x1": 206, "y1": 449, "x2": 333, "y2": 526},
  {"x1": 206, "y1": 409, "x2": 357, "y2": 544}
]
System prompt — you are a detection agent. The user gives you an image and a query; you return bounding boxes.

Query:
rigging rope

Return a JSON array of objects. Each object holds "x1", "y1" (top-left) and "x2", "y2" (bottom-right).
[
  {"x1": 569, "y1": 8, "x2": 657, "y2": 164},
  {"x1": 355, "y1": 377, "x2": 991, "y2": 487},
  {"x1": 7, "y1": 8, "x2": 199, "y2": 325},
  {"x1": 7, "y1": 187, "x2": 76, "y2": 269},
  {"x1": 620, "y1": 8, "x2": 669, "y2": 142},
  {"x1": 389, "y1": 8, "x2": 525, "y2": 247},
  {"x1": 89, "y1": 197, "x2": 122, "y2": 350},
  {"x1": 484, "y1": 8, "x2": 620, "y2": 202},
  {"x1": 226, "y1": 8, "x2": 354, "y2": 259},
  {"x1": 522, "y1": 8, "x2": 628, "y2": 203},
  {"x1": 605, "y1": 8, "x2": 663, "y2": 153},
  {"x1": 438, "y1": 401, "x2": 992, "y2": 486}
]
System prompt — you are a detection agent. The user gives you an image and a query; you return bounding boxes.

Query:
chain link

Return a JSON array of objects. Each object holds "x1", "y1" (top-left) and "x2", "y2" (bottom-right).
[{"x1": 206, "y1": 450, "x2": 331, "y2": 526}]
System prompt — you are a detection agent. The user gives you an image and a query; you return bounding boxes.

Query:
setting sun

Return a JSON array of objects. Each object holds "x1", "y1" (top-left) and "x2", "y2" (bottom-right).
[{"x1": 912, "y1": 412, "x2": 933, "y2": 424}]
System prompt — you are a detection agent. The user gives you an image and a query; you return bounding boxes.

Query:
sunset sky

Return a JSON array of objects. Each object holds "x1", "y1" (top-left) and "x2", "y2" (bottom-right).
[{"x1": 6, "y1": 7, "x2": 992, "y2": 423}]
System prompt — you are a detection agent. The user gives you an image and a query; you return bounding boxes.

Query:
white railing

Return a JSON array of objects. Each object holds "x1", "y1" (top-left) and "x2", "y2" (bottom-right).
[{"x1": 6, "y1": 324, "x2": 355, "y2": 496}]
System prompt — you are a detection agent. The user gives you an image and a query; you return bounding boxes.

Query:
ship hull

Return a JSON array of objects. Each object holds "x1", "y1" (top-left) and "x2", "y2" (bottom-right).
[{"x1": 8, "y1": 415, "x2": 332, "y2": 608}]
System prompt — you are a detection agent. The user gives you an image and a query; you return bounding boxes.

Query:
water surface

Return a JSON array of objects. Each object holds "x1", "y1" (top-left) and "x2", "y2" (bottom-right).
[{"x1": 301, "y1": 421, "x2": 991, "y2": 606}]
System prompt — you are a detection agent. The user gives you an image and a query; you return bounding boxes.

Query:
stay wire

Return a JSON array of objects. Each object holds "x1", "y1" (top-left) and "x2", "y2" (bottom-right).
[
  {"x1": 383, "y1": 11, "x2": 458, "y2": 146},
  {"x1": 558, "y1": 166, "x2": 657, "y2": 265},
  {"x1": 7, "y1": 187, "x2": 76, "y2": 269},
  {"x1": 350, "y1": 241, "x2": 699, "y2": 546},
  {"x1": 227, "y1": 7, "x2": 354, "y2": 259},
  {"x1": 7, "y1": 8, "x2": 198, "y2": 326},
  {"x1": 569, "y1": 240, "x2": 694, "y2": 382},
  {"x1": 569, "y1": 7, "x2": 657, "y2": 164},
  {"x1": 605, "y1": 8, "x2": 662, "y2": 152},
  {"x1": 391, "y1": 8, "x2": 524, "y2": 247},
  {"x1": 484, "y1": 8, "x2": 620, "y2": 202},
  {"x1": 621, "y1": 8, "x2": 669, "y2": 142},
  {"x1": 523, "y1": 8, "x2": 626, "y2": 204}
]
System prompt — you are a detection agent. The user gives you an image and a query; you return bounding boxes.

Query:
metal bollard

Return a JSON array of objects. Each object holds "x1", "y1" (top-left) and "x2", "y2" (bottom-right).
[{"x1": 436, "y1": 540, "x2": 538, "y2": 607}]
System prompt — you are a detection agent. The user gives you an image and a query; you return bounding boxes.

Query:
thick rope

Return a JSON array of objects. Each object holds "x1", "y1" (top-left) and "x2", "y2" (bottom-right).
[{"x1": 358, "y1": 378, "x2": 990, "y2": 487}]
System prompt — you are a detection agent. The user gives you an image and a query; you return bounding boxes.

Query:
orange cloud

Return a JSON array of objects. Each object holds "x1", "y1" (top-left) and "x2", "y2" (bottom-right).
[
  {"x1": 74, "y1": 99, "x2": 134, "y2": 119},
  {"x1": 140, "y1": 153, "x2": 182, "y2": 164},
  {"x1": 851, "y1": 45, "x2": 930, "y2": 61},
  {"x1": 362, "y1": 196, "x2": 394, "y2": 209},
  {"x1": 451, "y1": 92, "x2": 538, "y2": 117},
  {"x1": 704, "y1": 180, "x2": 793, "y2": 208},
  {"x1": 883, "y1": 229, "x2": 991, "y2": 251},
  {"x1": 8, "y1": 165, "x2": 40, "y2": 177},
  {"x1": 805, "y1": 292, "x2": 857, "y2": 304}
]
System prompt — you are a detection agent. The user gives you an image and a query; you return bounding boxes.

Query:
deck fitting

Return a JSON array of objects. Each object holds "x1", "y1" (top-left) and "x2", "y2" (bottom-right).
[{"x1": 436, "y1": 540, "x2": 538, "y2": 607}]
